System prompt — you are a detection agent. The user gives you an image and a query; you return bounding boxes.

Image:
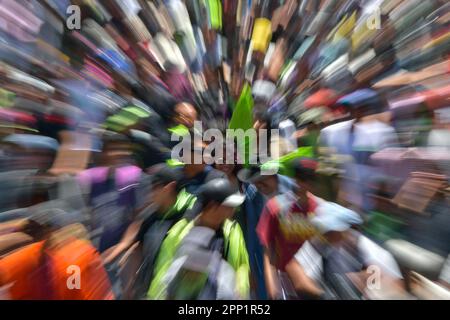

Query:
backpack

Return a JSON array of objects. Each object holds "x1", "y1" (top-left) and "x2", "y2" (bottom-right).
[{"x1": 79, "y1": 165, "x2": 141, "y2": 252}]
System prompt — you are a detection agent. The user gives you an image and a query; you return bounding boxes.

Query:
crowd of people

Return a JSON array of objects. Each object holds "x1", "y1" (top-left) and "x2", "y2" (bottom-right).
[{"x1": 0, "y1": 0, "x2": 449, "y2": 300}]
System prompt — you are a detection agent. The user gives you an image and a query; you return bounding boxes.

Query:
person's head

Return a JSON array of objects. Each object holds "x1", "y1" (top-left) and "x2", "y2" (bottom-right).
[
  {"x1": 197, "y1": 179, "x2": 245, "y2": 230},
  {"x1": 26, "y1": 206, "x2": 71, "y2": 242},
  {"x1": 253, "y1": 108, "x2": 270, "y2": 132},
  {"x1": 1, "y1": 134, "x2": 58, "y2": 171},
  {"x1": 214, "y1": 144, "x2": 241, "y2": 178},
  {"x1": 292, "y1": 158, "x2": 318, "y2": 196},
  {"x1": 100, "y1": 132, "x2": 135, "y2": 166},
  {"x1": 349, "y1": 105, "x2": 367, "y2": 121},
  {"x1": 148, "y1": 163, "x2": 183, "y2": 212},
  {"x1": 237, "y1": 165, "x2": 279, "y2": 196},
  {"x1": 173, "y1": 102, "x2": 198, "y2": 128}
]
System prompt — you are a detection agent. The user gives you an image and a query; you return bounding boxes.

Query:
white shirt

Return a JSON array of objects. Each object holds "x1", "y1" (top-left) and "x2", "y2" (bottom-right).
[
  {"x1": 294, "y1": 232, "x2": 403, "y2": 285},
  {"x1": 319, "y1": 119, "x2": 399, "y2": 154}
]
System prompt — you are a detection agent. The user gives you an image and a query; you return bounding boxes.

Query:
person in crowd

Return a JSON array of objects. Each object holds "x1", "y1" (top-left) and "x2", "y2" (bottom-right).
[
  {"x1": 255, "y1": 158, "x2": 323, "y2": 299},
  {"x1": 319, "y1": 101, "x2": 399, "y2": 211},
  {"x1": 180, "y1": 138, "x2": 227, "y2": 195},
  {"x1": 0, "y1": 134, "x2": 58, "y2": 211},
  {"x1": 215, "y1": 146, "x2": 267, "y2": 299},
  {"x1": 77, "y1": 132, "x2": 141, "y2": 253},
  {"x1": 101, "y1": 164, "x2": 197, "y2": 298},
  {"x1": 252, "y1": 108, "x2": 292, "y2": 161},
  {"x1": 295, "y1": 107, "x2": 328, "y2": 157},
  {"x1": 172, "y1": 102, "x2": 198, "y2": 131},
  {"x1": 148, "y1": 178, "x2": 250, "y2": 300},
  {"x1": 285, "y1": 201, "x2": 406, "y2": 299},
  {"x1": 153, "y1": 101, "x2": 199, "y2": 149},
  {"x1": 166, "y1": 102, "x2": 199, "y2": 145},
  {"x1": 0, "y1": 209, "x2": 114, "y2": 300},
  {"x1": 237, "y1": 163, "x2": 296, "y2": 201}
]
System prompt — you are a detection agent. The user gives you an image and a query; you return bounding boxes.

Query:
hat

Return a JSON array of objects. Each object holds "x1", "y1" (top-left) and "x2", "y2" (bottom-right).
[
  {"x1": 237, "y1": 165, "x2": 275, "y2": 184},
  {"x1": 148, "y1": 163, "x2": 183, "y2": 188},
  {"x1": 292, "y1": 158, "x2": 318, "y2": 181},
  {"x1": 311, "y1": 202, "x2": 363, "y2": 234},
  {"x1": 198, "y1": 179, "x2": 245, "y2": 208},
  {"x1": 2, "y1": 134, "x2": 59, "y2": 152}
]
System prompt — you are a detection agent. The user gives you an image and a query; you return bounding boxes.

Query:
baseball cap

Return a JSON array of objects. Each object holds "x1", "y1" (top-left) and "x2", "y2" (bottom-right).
[
  {"x1": 311, "y1": 202, "x2": 363, "y2": 234},
  {"x1": 198, "y1": 179, "x2": 245, "y2": 208},
  {"x1": 237, "y1": 164, "x2": 274, "y2": 184}
]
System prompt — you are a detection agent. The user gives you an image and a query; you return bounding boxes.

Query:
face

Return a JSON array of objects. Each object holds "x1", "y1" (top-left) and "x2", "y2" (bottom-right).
[
  {"x1": 174, "y1": 103, "x2": 198, "y2": 128},
  {"x1": 183, "y1": 149, "x2": 205, "y2": 178},
  {"x1": 254, "y1": 176, "x2": 278, "y2": 196},
  {"x1": 150, "y1": 184, "x2": 165, "y2": 208},
  {"x1": 217, "y1": 205, "x2": 236, "y2": 221},
  {"x1": 102, "y1": 142, "x2": 134, "y2": 166},
  {"x1": 150, "y1": 182, "x2": 176, "y2": 209}
]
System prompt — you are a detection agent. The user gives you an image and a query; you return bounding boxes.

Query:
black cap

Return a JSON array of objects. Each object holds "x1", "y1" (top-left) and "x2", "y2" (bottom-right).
[
  {"x1": 237, "y1": 165, "x2": 274, "y2": 184},
  {"x1": 198, "y1": 179, "x2": 245, "y2": 208}
]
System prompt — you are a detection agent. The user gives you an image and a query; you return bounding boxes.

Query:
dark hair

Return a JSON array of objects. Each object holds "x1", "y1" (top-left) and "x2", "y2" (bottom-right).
[
  {"x1": 293, "y1": 158, "x2": 318, "y2": 182},
  {"x1": 147, "y1": 163, "x2": 183, "y2": 192},
  {"x1": 101, "y1": 131, "x2": 132, "y2": 149}
]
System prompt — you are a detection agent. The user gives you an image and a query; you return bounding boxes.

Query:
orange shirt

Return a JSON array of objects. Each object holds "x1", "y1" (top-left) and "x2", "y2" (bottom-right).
[{"x1": 0, "y1": 239, "x2": 114, "y2": 300}]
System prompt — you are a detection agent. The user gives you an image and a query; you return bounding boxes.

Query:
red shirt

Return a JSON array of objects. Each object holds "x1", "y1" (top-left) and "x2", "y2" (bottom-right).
[{"x1": 256, "y1": 193, "x2": 318, "y2": 271}]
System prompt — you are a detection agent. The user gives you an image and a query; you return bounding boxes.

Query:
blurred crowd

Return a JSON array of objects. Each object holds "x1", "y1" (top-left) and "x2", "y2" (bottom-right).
[{"x1": 0, "y1": 0, "x2": 449, "y2": 300}]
